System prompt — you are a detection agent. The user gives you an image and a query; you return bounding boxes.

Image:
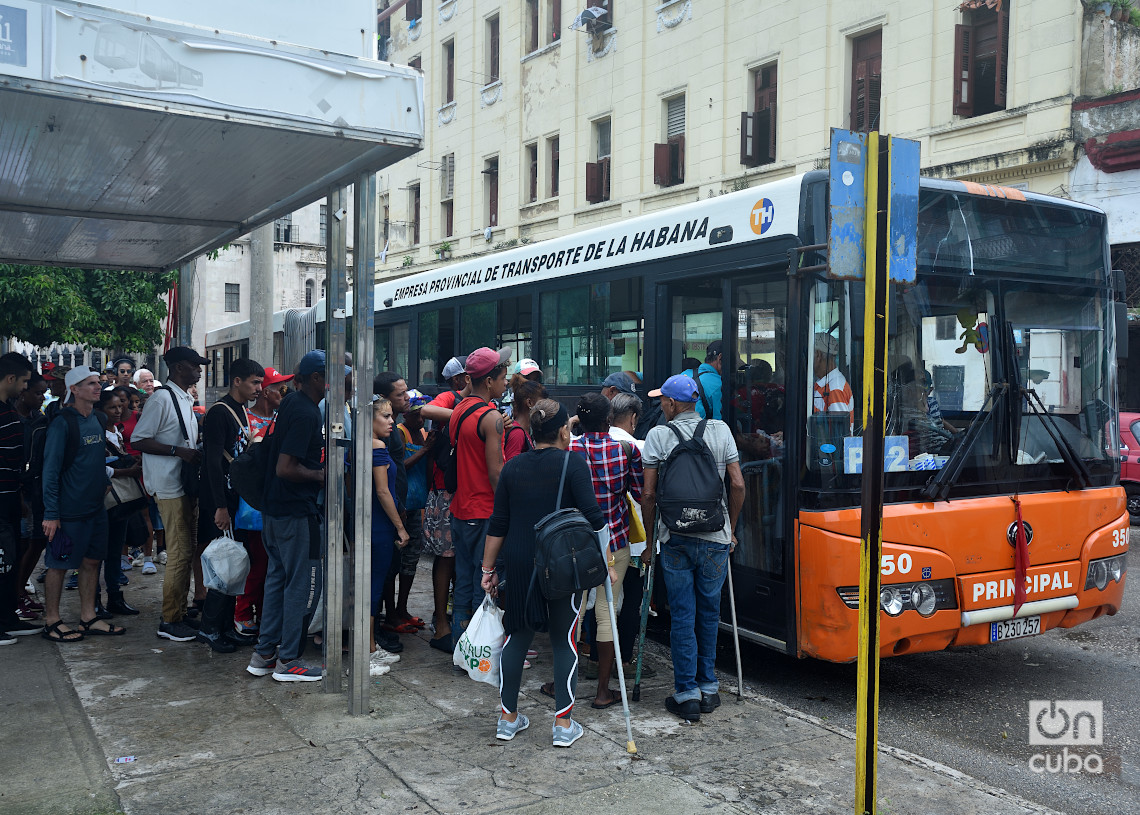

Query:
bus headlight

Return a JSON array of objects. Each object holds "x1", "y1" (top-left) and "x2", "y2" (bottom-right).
[
  {"x1": 839, "y1": 579, "x2": 958, "y2": 614},
  {"x1": 880, "y1": 587, "x2": 904, "y2": 616},
  {"x1": 1085, "y1": 554, "x2": 1127, "y2": 591},
  {"x1": 910, "y1": 582, "x2": 938, "y2": 617}
]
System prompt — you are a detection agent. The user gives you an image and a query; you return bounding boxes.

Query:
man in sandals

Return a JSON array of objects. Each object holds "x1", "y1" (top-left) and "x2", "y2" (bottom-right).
[{"x1": 41, "y1": 367, "x2": 126, "y2": 641}]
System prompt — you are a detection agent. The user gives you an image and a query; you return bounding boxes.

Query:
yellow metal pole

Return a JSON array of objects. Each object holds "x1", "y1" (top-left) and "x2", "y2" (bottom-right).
[{"x1": 854, "y1": 130, "x2": 888, "y2": 815}]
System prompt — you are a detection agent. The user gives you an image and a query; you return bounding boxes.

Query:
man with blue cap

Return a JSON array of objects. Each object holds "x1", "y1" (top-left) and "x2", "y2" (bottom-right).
[
  {"x1": 640, "y1": 374, "x2": 745, "y2": 723},
  {"x1": 246, "y1": 350, "x2": 346, "y2": 683}
]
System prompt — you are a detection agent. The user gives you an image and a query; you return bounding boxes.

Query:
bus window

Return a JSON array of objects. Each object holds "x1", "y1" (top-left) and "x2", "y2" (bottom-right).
[
  {"x1": 1006, "y1": 287, "x2": 1113, "y2": 463},
  {"x1": 376, "y1": 322, "x2": 411, "y2": 378},
  {"x1": 668, "y1": 280, "x2": 721, "y2": 375},
  {"x1": 459, "y1": 295, "x2": 533, "y2": 363},
  {"x1": 541, "y1": 279, "x2": 642, "y2": 385},
  {"x1": 418, "y1": 308, "x2": 455, "y2": 386},
  {"x1": 806, "y1": 279, "x2": 856, "y2": 475}
]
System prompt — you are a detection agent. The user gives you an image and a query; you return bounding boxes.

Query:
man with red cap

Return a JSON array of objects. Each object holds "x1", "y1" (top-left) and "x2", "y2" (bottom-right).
[{"x1": 448, "y1": 346, "x2": 510, "y2": 648}]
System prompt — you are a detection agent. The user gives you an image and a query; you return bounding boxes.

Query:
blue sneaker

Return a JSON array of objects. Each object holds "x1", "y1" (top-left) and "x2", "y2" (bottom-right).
[
  {"x1": 496, "y1": 713, "x2": 530, "y2": 741},
  {"x1": 552, "y1": 719, "x2": 584, "y2": 748},
  {"x1": 64, "y1": 571, "x2": 78, "y2": 590},
  {"x1": 118, "y1": 572, "x2": 129, "y2": 586}
]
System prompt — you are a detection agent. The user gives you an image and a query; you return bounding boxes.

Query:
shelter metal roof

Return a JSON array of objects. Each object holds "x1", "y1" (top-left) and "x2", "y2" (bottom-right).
[{"x1": 0, "y1": 1, "x2": 425, "y2": 271}]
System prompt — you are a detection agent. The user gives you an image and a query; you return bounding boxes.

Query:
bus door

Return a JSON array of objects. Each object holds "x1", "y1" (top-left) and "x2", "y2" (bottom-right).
[
  {"x1": 664, "y1": 275, "x2": 792, "y2": 647},
  {"x1": 726, "y1": 278, "x2": 790, "y2": 645}
]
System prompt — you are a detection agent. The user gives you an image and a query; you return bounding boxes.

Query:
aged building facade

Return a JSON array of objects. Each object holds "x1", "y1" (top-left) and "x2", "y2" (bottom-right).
[{"x1": 376, "y1": 0, "x2": 1092, "y2": 277}]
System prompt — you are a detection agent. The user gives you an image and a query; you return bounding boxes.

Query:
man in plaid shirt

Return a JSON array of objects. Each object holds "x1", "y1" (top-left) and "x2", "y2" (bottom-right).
[{"x1": 569, "y1": 393, "x2": 643, "y2": 709}]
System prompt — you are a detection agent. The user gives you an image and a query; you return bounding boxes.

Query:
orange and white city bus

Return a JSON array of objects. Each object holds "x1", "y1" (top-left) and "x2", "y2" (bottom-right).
[{"x1": 206, "y1": 171, "x2": 1129, "y2": 661}]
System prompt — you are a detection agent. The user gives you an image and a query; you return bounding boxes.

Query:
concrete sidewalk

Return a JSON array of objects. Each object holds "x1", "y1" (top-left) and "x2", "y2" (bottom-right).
[{"x1": 3, "y1": 559, "x2": 1061, "y2": 815}]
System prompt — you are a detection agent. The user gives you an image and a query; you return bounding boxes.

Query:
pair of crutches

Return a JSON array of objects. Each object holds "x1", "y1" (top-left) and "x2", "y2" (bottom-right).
[{"x1": 631, "y1": 548, "x2": 744, "y2": 704}]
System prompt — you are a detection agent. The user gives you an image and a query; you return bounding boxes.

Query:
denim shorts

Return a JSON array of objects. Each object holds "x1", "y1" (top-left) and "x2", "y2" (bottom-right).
[{"x1": 44, "y1": 513, "x2": 109, "y2": 569}]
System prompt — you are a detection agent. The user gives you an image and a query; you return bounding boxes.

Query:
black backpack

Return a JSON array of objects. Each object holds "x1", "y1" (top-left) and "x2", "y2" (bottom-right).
[
  {"x1": 25, "y1": 404, "x2": 106, "y2": 508},
  {"x1": 533, "y1": 452, "x2": 608, "y2": 600},
  {"x1": 229, "y1": 416, "x2": 275, "y2": 511},
  {"x1": 656, "y1": 419, "x2": 726, "y2": 535},
  {"x1": 430, "y1": 390, "x2": 463, "y2": 475},
  {"x1": 444, "y1": 399, "x2": 489, "y2": 493},
  {"x1": 634, "y1": 398, "x2": 664, "y2": 441}
]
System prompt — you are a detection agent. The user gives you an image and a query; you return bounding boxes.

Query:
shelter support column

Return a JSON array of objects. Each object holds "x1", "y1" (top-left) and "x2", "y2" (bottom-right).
[
  {"x1": 348, "y1": 172, "x2": 377, "y2": 715},
  {"x1": 323, "y1": 187, "x2": 349, "y2": 693},
  {"x1": 249, "y1": 223, "x2": 275, "y2": 368}
]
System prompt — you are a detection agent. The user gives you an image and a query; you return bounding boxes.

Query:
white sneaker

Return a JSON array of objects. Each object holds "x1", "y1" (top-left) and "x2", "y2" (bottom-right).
[
  {"x1": 370, "y1": 647, "x2": 401, "y2": 665},
  {"x1": 369, "y1": 662, "x2": 391, "y2": 677},
  {"x1": 158, "y1": 551, "x2": 168, "y2": 565},
  {"x1": 141, "y1": 561, "x2": 157, "y2": 575}
]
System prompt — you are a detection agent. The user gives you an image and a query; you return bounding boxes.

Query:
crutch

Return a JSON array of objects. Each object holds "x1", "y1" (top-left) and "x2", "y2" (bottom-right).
[
  {"x1": 725, "y1": 553, "x2": 744, "y2": 702},
  {"x1": 631, "y1": 556, "x2": 655, "y2": 702},
  {"x1": 602, "y1": 563, "x2": 637, "y2": 754}
]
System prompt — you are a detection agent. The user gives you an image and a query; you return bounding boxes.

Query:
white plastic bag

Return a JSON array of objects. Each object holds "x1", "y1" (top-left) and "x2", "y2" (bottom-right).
[
  {"x1": 453, "y1": 594, "x2": 506, "y2": 685},
  {"x1": 201, "y1": 531, "x2": 250, "y2": 596}
]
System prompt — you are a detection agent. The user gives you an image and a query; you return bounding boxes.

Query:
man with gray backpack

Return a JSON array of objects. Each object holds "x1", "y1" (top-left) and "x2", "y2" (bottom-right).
[{"x1": 640, "y1": 374, "x2": 745, "y2": 723}]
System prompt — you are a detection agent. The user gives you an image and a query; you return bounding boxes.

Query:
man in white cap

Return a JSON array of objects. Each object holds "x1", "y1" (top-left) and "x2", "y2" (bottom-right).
[{"x1": 41, "y1": 366, "x2": 124, "y2": 641}]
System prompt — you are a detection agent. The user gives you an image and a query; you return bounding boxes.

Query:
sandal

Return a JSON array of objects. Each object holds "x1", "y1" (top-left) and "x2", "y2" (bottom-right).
[
  {"x1": 80, "y1": 618, "x2": 126, "y2": 636},
  {"x1": 41, "y1": 620, "x2": 84, "y2": 643},
  {"x1": 400, "y1": 616, "x2": 426, "y2": 629},
  {"x1": 381, "y1": 621, "x2": 420, "y2": 634},
  {"x1": 591, "y1": 696, "x2": 620, "y2": 710}
]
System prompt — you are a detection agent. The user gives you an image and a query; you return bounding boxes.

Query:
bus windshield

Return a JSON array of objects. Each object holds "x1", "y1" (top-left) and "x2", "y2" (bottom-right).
[{"x1": 802, "y1": 212, "x2": 1115, "y2": 505}]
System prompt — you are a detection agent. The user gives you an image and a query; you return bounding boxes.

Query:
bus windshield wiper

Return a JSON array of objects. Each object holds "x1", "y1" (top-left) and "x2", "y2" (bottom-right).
[
  {"x1": 1022, "y1": 387, "x2": 1092, "y2": 488},
  {"x1": 923, "y1": 383, "x2": 1007, "y2": 501}
]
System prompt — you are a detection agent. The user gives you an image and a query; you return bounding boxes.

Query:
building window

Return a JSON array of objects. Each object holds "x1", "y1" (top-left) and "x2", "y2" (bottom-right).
[
  {"x1": 274, "y1": 213, "x2": 292, "y2": 243},
  {"x1": 741, "y1": 64, "x2": 777, "y2": 167},
  {"x1": 596, "y1": 0, "x2": 615, "y2": 29},
  {"x1": 380, "y1": 194, "x2": 390, "y2": 244},
  {"x1": 935, "y1": 314, "x2": 958, "y2": 341},
  {"x1": 586, "y1": 118, "x2": 612, "y2": 204},
  {"x1": 409, "y1": 55, "x2": 421, "y2": 73},
  {"x1": 954, "y1": 2, "x2": 1010, "y2": 118},
  {"x1": 305, "y1": 279, "x2": 314, "y2": 308},
  {"x1": 654, "y1": 95, "x2": 686, "y2": 187},
  {"x1": 440, "y1": 153, "x2": 455, "y2": 201},
  {"x1": 548, "y1": 0, "x2": 562, "y2": 42},
  {"x1": 319, "y1": 204, "x2": 328, "y2": 245},
  {"x1": 409, "y1": 183, "x2": 421, "y2": 245},
  {"x1": 850, "y1": 30, "x2": 882, "y2": 133},
  {"x1": 443, "y1": 40, "x2": 455, "y2": 104},
  {"x1": 547, "y1": 135, "x2": 560, "y2": 197},
  {"x1": 526, "y1": 0, "x2": 540, "y2": 53},
  {"x1": 484, "y1": 157, "x2": 499, "y2": 227},
  {"x1": 486, "y1": 15, "x2": 500, "y2": 83},
  {"x1": 224, "y1": 283, "x2": 240, "y2": 312},
  {"x1": 442, "y1": 201, "x2": 454, "y2": 238},
  {"x1": 525, "y1": 142, "x2": 539, "y2": 204},
  {"x1": 405, "y1": 0, "x2": 421, "y2": 21}
]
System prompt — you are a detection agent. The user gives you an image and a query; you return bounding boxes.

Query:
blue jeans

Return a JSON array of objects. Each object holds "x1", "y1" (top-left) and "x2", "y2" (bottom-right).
[
  {"x1": 660, "y1": 534, "x2": 730, "y2": 702},
  {"x1": 449, "y1": 516, "x2": 489, "y2": 647},
  {"x1": 258, "y1": 514, "x2": 323, "y2": 663}
]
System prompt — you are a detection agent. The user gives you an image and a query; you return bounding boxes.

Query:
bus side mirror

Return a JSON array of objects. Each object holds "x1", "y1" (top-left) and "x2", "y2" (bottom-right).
[{"x1": 1116, "y1": 301, "x2": 1129, "y2": 360}]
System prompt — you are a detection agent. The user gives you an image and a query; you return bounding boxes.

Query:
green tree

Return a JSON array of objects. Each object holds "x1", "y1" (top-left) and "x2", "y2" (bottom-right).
[{"x1": 0, "y1": 264, "x2": 176, "y2": 352}]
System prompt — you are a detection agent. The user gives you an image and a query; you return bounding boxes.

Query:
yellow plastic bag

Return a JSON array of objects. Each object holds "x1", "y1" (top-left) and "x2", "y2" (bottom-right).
[{"x1": 626, "y1": 493, "x2": 646, "y2": 544}]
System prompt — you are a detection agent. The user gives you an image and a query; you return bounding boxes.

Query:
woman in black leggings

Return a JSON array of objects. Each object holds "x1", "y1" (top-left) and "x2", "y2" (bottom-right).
[{"x1": 480, "y1": 399, "x2": 606, "y2": 748}]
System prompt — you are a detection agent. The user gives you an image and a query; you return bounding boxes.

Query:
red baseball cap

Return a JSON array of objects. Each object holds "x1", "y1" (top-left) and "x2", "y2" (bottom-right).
[
  {"x1": 262, "y1": 366, "x2": 294, "y2": 386},
  {"x1": 464, "y1": 347, "x2": 512, "y2": 379}
]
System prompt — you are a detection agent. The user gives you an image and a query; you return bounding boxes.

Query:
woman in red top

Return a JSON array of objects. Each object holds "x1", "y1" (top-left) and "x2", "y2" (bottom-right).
[{"x1": 502, "y1": 376, "x2": 545, "y2": 461}]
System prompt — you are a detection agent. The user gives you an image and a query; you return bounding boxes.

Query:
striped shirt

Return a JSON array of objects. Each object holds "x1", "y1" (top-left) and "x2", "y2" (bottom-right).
[
  {"x1": 0, "y1": 400, "x2": 23, "y2": 495},
  {"x1": 813, "y1": 369, "x2": 854, "y2": 414}
]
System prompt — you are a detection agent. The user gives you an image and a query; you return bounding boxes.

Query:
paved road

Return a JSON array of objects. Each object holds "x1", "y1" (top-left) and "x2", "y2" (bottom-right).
[{"x1": 716, "y1": 529, "x2": 1139, "y2": 815}]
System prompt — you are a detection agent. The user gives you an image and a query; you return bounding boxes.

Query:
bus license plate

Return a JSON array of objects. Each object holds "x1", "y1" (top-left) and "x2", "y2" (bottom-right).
[{"x1": 990, "y1": 616, "x2": 1041, "y2": 643}]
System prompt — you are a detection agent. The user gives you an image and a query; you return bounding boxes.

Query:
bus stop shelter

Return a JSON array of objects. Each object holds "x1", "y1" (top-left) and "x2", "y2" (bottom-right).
[{"x1": 0, "y1": 0, "x2": 424, "y2": 712}]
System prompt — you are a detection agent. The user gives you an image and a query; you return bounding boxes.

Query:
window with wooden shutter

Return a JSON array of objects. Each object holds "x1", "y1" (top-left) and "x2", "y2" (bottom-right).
[
  {"x1": 406, "y1": 0, "x2": 421, "y2": 22},
  {"x1": 442, "y1": 201, "x2": 454, "y2": 238},
  {"x1": 548, "y1": 136, "x2": 560, "y2": 197},
  {"x1": 440, "y1": 154, "x2": 455, "y2": 201},
  {"x1": 954, "y1": 3, "x2": 1010, "y2": 118},
  {"x1": 484, "y1": 157, "x2": 499, "y2": 227},
  {"x1": 850, "y1": 30, "x2": 882, "y2": 133},
  {"x1": 527, "y1": 0, "x2": 540, "y2": 52},
  {"x1": 409, "y1": 56, "x2": 421, "y2": 73},
  {"x1": 443, "y1": 40, "x2": 455, "y2": 103},
  {"x1": 656, "y1": 96, "x2": 685, "y2": 186},
  {"x1": 487, "y1": 16, "x2": 500, "y2": 83},
  {"x1": 549, "y1": 0, "x2": 561, "y2": 42},
  {"x1": 525, "y1": 143, "x2": 539, "y2": 203},
  {"x1": 586, "y1": 161, "x2": 602, "y2": 203},
  {"x1": 741, "y1": 65, "x2": 777, "y2": 166},
  {"x1": 409, "y1": 184, "x2": 420, "y2": 245}
]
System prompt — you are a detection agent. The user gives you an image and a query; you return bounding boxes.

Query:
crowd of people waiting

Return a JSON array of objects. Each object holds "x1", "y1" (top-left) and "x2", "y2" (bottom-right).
[{"x1": 0, "y1": 339, "x2": 744, "y2": 749}]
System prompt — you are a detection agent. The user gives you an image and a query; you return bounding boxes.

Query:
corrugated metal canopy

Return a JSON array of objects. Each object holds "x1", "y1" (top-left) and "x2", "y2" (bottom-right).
[{"x1": 0, "y1": 1, "x2": 424, "y2": 271}]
